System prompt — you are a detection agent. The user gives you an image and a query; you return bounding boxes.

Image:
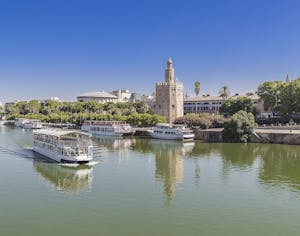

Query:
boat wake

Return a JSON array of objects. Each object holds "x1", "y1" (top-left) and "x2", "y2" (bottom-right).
[{"x1": 58, "y1": 161, "x2": 99, "y2": 167}]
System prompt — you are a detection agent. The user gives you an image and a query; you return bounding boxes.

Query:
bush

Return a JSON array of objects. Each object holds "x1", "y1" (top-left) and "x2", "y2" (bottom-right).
[
  {"x1": 222, "y1": 110, "x2": 257, "y2": 143},
  {"x1": 174, "y1": 113, "x2": 229, "y2": 129}
]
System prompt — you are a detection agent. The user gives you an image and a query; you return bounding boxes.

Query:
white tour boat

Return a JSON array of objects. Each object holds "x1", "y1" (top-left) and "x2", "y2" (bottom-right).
[
  {"x1": 150, "y1": 123, "x2": 195, "y2": 141},
  {"x1": 81, "y1": 120, "x2": 135, "y2": 137},
  {"x1": 33, "y1": 129, "x2": 93, "y2": 164},
  {"x1": 15, "y1": 118, "x2": 43, "y2": 129},
  {"x1": 23, "y1": 119, "x2": 43, "y2": 129},
  {"x1": 14, "y1": 118, "x2": 28, "y2": 127}
]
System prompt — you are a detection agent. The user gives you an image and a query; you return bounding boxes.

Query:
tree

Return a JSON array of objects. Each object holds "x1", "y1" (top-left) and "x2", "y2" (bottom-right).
[
  {"x1": 219, "y1": 86, "x2": 230, "y2": 100},
  {"x1": 41, "y1": 100, "x2": 61, "y2": 114},
  {"x1": 27, "y1": 100, "x2": 41, "y2": 114},
  {"x1": 194, "y1": 81, "x2": 201, "y2": 96},
  {"x1": 222, "y1": 110, "x2": 256, "y2": 143},
  {"x1": 133, "y1": 101, "x2": 149, "y2": 114},
  {"x1": 5, "y1": 103, "x2": 19, "y2": 114},
  {"x1": 220, "y1": 97, "x2": 253, "y2": 116},
  {"x1": 279, "y1": 78, "x2": 300, "y2": 114},
  {"x1": 16, "y1": 101, "x2": 29, "y2": 114},
  {"x1": 257, "y1": 81, "x2": 282, "y2": 113}
]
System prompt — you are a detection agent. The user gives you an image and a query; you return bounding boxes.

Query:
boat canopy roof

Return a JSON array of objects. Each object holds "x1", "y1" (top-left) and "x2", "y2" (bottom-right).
[
  {"x1": 33, "y1": 129, "x2": 91, "y2": 137},
  {"x1": 156, "y1": 123, "x2": 171, "y2": 127}
]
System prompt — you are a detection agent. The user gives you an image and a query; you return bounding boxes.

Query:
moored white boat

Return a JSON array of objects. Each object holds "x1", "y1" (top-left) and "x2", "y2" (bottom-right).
[
  {"x1": 15, "y1": 118, "x2": 43, "y2": 129},
  {"x1": 23, "y1": 119, "x2": 43, "y2": 129},
  {"x1": 81, "y1": 120, "x2": 135, "y2": 137},
  {"x1": 14, "y1": 118, "x2": 28, "y2": 127},
  {"x1": 33, "y1": 129, "x2": 93, "y2": 164},
  {"x1": 149, "y1": 123, "x2": 194, "y2": 141}
]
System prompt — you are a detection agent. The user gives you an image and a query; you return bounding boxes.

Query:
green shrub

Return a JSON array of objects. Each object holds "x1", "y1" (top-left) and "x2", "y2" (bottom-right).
[
  {"x1": 174, "y1": 113, "x2": 229, "y2": 129},
  {"x1": 222, "y1": 110, "x2": 257, "y2": 143}
]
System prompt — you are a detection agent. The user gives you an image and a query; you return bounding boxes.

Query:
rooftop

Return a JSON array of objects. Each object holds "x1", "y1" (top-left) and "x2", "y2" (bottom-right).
[
  {"x1": 184, "y1": 96, "x2": 224, "y2": 102},
  {"x1": 78, "y1": 91, "x2": 117, "y2": 99},
  {"x1": 33, "y1": 129, "x2": 91, "y2": 137},
  {"x1": 184, "y1": 94, "x2": 260, "y2": 102}
]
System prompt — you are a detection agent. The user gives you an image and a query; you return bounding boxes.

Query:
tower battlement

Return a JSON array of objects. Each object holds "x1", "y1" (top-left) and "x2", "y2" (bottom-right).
[{"x1": 153, "y1": 58, "x2": 184, "y2": 123}]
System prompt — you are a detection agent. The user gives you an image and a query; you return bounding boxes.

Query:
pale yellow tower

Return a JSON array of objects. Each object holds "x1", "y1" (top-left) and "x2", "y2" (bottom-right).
[{"x1": 154, "y1": 58, "x2": 184, "y2": 123}]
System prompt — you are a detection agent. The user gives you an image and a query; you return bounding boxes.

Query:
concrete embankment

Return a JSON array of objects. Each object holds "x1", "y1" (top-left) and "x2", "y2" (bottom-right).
[
  {"x1": 194, "y1": 127, "x2": 300, "y2": 145},
  {"x1": 251, "y1": 129, "x2": 300, "y2": 145},
  {"x1": 134, "y1": 128, "x2": 151, "y2": 137},
  {"x1": 194, "y1": 128, "x2": 223, "y2": 142}
]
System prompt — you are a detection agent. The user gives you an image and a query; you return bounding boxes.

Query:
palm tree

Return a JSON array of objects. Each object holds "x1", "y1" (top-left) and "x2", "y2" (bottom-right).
[
  {"x1": 219, "y1": 86, "x2": 230, "y2": 100},
  {"x1": 194, "y1": 81, "x2": 201, "y2": 96},
  {"x1": 194, "y1": 81, "x2": 201, "y2": 114}
]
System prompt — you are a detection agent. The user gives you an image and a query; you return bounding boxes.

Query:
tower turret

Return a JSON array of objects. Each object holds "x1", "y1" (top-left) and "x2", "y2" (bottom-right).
[{"x1": 165, "y1": 58, "x2": 174, "y2": 83}]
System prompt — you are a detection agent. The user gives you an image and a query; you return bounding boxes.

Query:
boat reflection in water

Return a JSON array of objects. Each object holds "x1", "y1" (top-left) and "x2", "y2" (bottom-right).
[
  {"x1": 92, "y1": 136, "x2": 136, "y2": 160},
  {"x1": 33, "y1": 159, "x2": 93, "y2": 193}
]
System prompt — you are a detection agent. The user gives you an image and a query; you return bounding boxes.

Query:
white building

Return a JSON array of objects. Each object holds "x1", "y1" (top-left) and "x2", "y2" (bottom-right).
[
  {"x1": 77, "y1": 91, "x2": 118, "y2": 103},
  {"x1": 111, "y1": 89, "x2": 132, "y2": 102},
  {"x1": 184, "y1": 94, "x2": 268, "y2": 115},
  {"x1": 184, "y1": 95, "x2": 223, "y2": 114}
]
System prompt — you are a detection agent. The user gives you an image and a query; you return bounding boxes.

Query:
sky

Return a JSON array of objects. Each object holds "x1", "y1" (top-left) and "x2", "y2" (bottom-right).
[{"x1": 1, "y1": 0, "x2": 300, "y2": 102}]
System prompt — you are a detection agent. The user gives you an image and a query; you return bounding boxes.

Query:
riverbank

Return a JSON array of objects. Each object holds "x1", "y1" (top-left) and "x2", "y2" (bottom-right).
[{"x1": 194, "y1": 127, "x2": 300, "y2": 145}]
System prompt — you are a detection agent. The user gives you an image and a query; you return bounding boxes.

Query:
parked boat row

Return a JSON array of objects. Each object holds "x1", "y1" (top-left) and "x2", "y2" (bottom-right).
[
  {"x1": 81, "y1": 120, "x2": 195, "y2": 141},
  {"x1": 15, "y1": 118, "x2": 43, "y2": 129},
  {"x1": 81, "y1": 120, "x2": 135, "y2": 136},
  {"x1": 31, "y1": 120, "x2": 194, "y2": 164}
]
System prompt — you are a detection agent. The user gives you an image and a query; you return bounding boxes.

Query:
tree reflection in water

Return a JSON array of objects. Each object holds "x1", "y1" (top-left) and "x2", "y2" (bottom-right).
[{"x1": 258, "y1": 144, "x2": 300, "y2": 191}]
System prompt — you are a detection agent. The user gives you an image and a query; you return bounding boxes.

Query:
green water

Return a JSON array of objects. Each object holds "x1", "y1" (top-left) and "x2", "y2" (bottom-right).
[{"x1": 1, "y1": 125, "x2": 300, "y2": 235}]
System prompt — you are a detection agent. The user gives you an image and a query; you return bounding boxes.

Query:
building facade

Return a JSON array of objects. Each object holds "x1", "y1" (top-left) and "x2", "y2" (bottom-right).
[
  {"x1": 184, "y1": 93, "x2": 269, "y2": 115},
  {"x1": 111, "y1": 89, "x2": 132, "y2": 102},
  {"x1": 77, "y1": 91, "x2": 118, "y2": 103},
  {"x1": 153, "y1": 58, "x2": 183, "y2": 123}
]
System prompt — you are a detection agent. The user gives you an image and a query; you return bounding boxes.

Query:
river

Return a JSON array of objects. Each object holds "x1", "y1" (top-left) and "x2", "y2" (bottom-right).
[{"x1": 1, "y1": 125, "x2": 300, "y2": 235}]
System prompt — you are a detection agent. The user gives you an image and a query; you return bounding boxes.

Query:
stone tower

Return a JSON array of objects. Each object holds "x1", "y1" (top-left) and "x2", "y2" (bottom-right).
[{"x1": 154, "y1": 58, "x2": 183, "y2": 123}]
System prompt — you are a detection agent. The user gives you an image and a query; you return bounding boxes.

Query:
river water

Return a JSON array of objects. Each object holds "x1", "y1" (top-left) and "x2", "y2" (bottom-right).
[{"x1": 1, "y1": 125, "x2": 300, "y2": 235}]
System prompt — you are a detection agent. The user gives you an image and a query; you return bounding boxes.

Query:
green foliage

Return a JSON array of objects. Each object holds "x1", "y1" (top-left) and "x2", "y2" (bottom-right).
[
  {"x1": 27, "y1": 100, "x2": 41, "y2": 114},
  {"x1": 174, "y1": 113, "x2": 229, "y2": 129},
  {"x1": 125, "y1": 114, "x2": 166, "y2": 127},
  {"x1": 257, "y1": 81, "x2": 282, "y2": 112},
  {"x1": 5, "y1": 103, "x2": 19, "y2": 114},
  {"x1": 6, "y1": 100, "x2": 150, "y2": 116},
  {"x1": 6, "y1": 110, "x2": 163, "y2": 127},
  {"x1": 222, "y1": 110, "x2": 257, "y2": 143},
  {"x1": 257, "y1": 78, "x2": 300, "y2": 115},
  {"x1": 278, "y1": 78, "x2": 300, "y2": 114},
  {"x1": 220, "y1": 97, "x2": 253, "y2": 116}
]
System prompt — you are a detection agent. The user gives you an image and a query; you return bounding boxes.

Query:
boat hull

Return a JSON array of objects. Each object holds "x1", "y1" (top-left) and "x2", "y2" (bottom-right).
[
  {"x1": 83, "y1": 130, "x2": 134, "y2": 137},
  {"x1": 150, "y1": 132, "x2": 195, "y2": 141},
  {"x1": 33, "y1": 146, "x2": 92, "y2": 163}
]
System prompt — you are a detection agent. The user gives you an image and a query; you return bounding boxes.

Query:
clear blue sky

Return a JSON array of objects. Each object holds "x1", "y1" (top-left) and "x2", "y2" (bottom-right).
[{"x1": 1, "y1": 0, "x2": 300, "y2": 102}]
